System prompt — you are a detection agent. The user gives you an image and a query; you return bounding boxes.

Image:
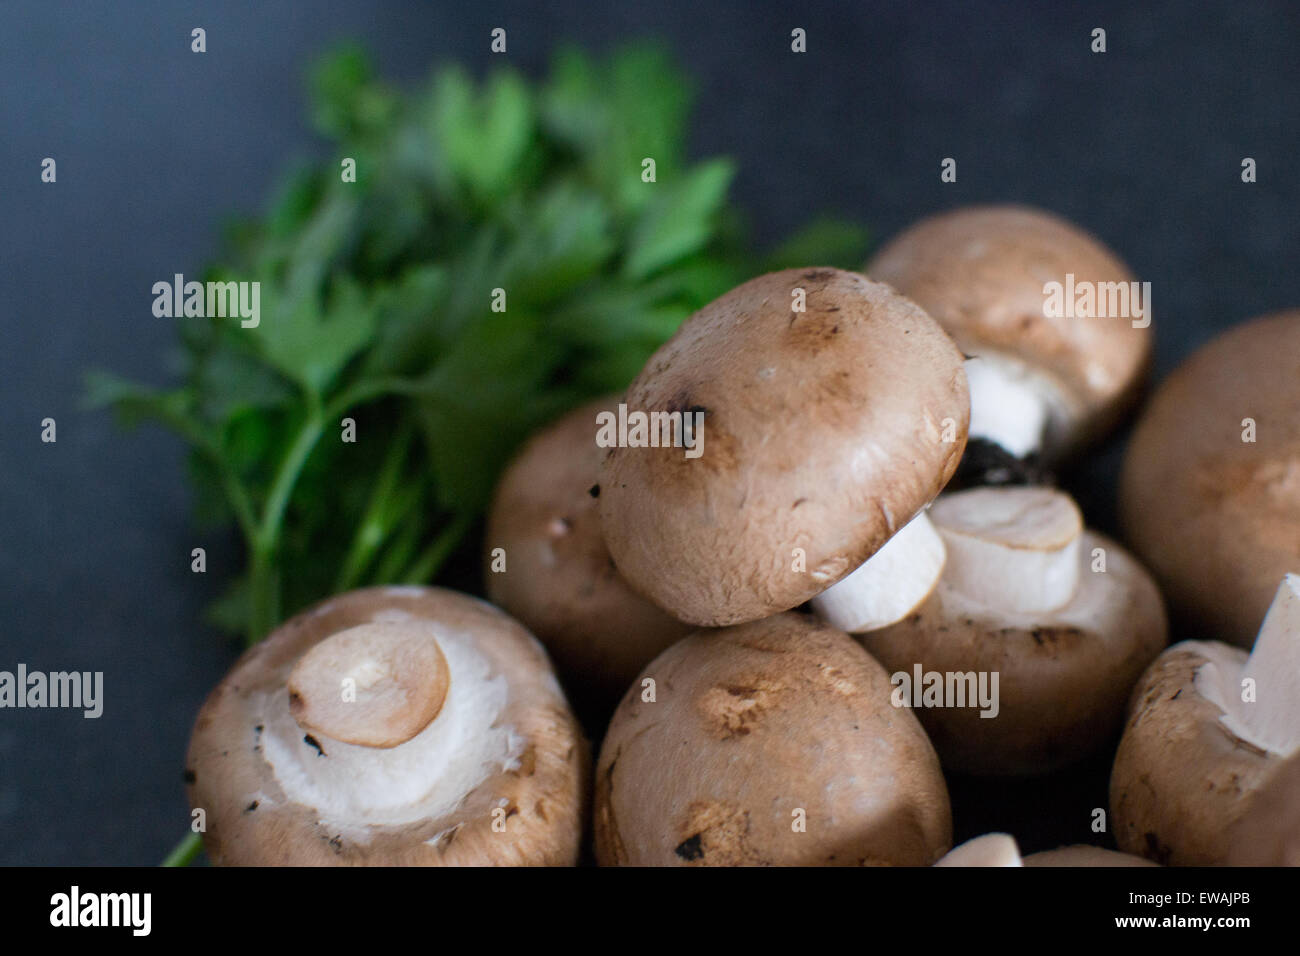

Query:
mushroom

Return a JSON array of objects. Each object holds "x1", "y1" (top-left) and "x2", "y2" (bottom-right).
[
  {"x1": 865, "y1": 205, "x2": 1151, "y2": 475},
  {"x1": 593, "y1": 612, "x2": 953, "y2": 866},
  {"x1": 935, "y1": 835, "x2": 1157, "y2": 866},
  {"x1": 484, "y1": 396, "x2": 691, "y2": 715},
  {"x1": 934, "y1": 833, "x2": 1023, "y2": 867},
  {"x1": 861, "y1": 486, "x2": 1167, "y2": 775},
  {"x1": 599, "y1": 267, "x2": 969, "y2": 630},
  {"x1": 1110, "y1": 574, "x2": 1300, "y2": 865},
  {"x1": 1121, "y1": 309, "x2": 1300, "y2": 648},
  {"x1": 185, "y1": 586, "x2": 588, "y2": 865},
  {"x1": 1226, "y1": 751, "x2": 1300, "y2": 866},
  {"x1": 1022, "y1": 845, "x2": 1158, "y2": 867}
]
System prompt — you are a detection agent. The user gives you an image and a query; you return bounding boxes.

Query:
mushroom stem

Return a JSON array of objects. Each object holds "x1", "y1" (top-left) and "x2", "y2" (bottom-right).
[
  {"x1": 287, "y1": 622, "x2": 450, "y2": 749},
  {"x1": 964, "y1": 355, "x2": 1053, "y2": 459},
  {"x1": 812, "y1": 511, "x2": 946, "y2": 633},
  {"x1": 1203, "y1": 575, "x2": 1300, "y2": 756},
  {"x1": 934, "y1": 833, "x2": 1023, "y2": 867},
  {"x1": 929, "y1": 487, "x2": 1083, "y2": 615}
]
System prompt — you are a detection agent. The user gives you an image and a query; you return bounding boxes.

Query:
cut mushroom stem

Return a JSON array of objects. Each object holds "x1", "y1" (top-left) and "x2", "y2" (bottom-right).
[
  {"x1": 287, "y1": 622, "x2": 450, "y2": 749},
  {"x1": 964, "y1": 355, "x2": 1055, "y2": 459},
  {"x1": 934, "y1": 833, "x2": 1023, "y2": 867},
  {"x1": 1196, "y1": 574, "x2": 1300, "y2": 757},
  {"x1": 928, "y1": 486, "x2": 1082, "y2": 615},
  {"x1": 812, "y1": 511, "x2": 946, "y2": 633}
]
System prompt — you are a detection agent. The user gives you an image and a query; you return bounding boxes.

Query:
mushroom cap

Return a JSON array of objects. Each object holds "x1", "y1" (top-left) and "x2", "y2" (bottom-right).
[
  {"x1": 484, "y1": 396, "x2": 691, "y2": 712},
  {"x1": 1120, "y1": 309, "x2": 1300, "y2": 648},
  {"x1": 866, "y1": 204, "x2": 1150, "y2": 454},
  {"x1": 1110, "y1": 641, "x2": 1277, "y2": 865},
  {"x1": 1023, "y1": 845, "x2": 1158, "y2": 867},
  {"x1": 1227, "y1": 751, "x2": 1300, "y2": 866},
  {"x1": 862, "y1": 527, "x2": 1166, "y2": 776},
  {"x1": 186, "y1": 586, "x2": 588, "y2": 865},
  {"x1": 594, "y1": 613, "x2": 953, "y2": 866},
  {"x1": 599, "y1": 268, "x2": 969, "y2": 626}
]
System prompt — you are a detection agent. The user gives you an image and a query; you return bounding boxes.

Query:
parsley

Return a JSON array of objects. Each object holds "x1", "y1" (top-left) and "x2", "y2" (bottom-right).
[{"x1": 88, "y1": 42, "x2": 868, "y2": 651}]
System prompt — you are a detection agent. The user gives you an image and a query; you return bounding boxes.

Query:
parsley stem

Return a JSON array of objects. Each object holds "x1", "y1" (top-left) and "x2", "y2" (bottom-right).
[
  {"x1": 243, "y1": 388, "x2": 427, "y2": 644},
  {"x1": 368, "y1": 516, "x2": 423, "y2": 584},
  {"x1": 161, "y1": 830, "x2": 203, "y2": 867},
  {"x1": 334, "y1": 420, "x2": 415, "y2": 591},
  {"x1": 245, "y1": 401, "x2": 325, "y2": 644},
  {"x1": 259, "y1": 405, "x2": 326, "y2": 552},
  {"x1": 216, "y1": 467, "x2": 259, "y2": 543},
  {"x1": 246, "y1": 545, "x2": 281, "y2": 646}
]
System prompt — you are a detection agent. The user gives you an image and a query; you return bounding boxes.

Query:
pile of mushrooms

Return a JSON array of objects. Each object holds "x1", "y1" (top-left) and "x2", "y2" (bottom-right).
[{"x1": 181, "y1": 202, "x2": 1300, "y2": 867}]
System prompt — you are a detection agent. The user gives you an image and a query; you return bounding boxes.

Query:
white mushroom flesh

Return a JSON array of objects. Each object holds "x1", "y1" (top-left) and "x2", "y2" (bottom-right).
[
  {"x1": 963, "y1": 353, "x2": 1075, "y2": 459},
  {"x1": 935, "y1": 832, "x2": 1024, "y2": 867},
  {"x1": 287, "y1": 622, "x2": 449, "y2": 748},
  {"x1": 928, "y1": 486, "x2": 1082, "y2": 615},
  {"x1": 1195, "y1": 574, "x2": 1300, "y2": 757},
  {"x1": 812, "y1": 510, "x2": 946, "y2": 633},
  {"x1": 256, "y1": 621, "x2": 520, "y2": 834}
]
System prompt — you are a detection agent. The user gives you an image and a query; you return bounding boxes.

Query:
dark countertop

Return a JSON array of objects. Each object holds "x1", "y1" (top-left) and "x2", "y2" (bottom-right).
[{"x1": 2, "y1": 0, "x2": 1298, "y2": 864}]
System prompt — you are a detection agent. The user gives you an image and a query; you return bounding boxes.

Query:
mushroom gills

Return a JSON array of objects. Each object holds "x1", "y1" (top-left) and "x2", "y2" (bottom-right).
[
  {"x1": 964, "y1": 353, "x2": 1075, "y2": 460},
  {"x1": 1194, "y1": 574, "x2": 1300, "y2": 757},
  {"x1": 928, "y1": 486, "x2": 1083, "y2": 615},
  {"x1": 935, "y1": 833, "x2": 1023, "y2": 867},
  {"x1": 811, "y1": 510, "x2": 946, "y2": 633}
]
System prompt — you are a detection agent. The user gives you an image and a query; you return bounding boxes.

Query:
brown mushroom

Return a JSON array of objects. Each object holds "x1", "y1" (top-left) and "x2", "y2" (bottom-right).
[
  {"x1": 1023, "y1": 845, "x2": 1158, "y2": 867},
  {"x1": 594, "y1": 612, "x2": 953, "y2": 866},
  {"x1": 1226, "y1": 750, "x2": 1300, "y2": 866},
  {"x1": 1110, "y1": 575, "x2": 1300, "y2": 864},
  {"x1": 599, "y1": 267, "x2": 969, "y2": 629},
  {"x1": 862, "y1": 486, "x2": 1167, "y2": 775},
  {"x1": 1121, "y1": 309, "x2": 1300, "y2": 648},
  {"x1": 186, "y1": 586, "x2": 588, "y2": 865},
  {"x1": 866, "y1": 205, "x2": 1151, "y2": 471},
  {"x1": 484, "y1": 396, "x2": 691, "y2": 714}
]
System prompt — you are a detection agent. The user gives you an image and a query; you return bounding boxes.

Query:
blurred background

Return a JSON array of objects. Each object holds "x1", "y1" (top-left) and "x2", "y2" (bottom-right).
[{"x1": 2, "y1": 0, "x2": 1299, "y2": 864}]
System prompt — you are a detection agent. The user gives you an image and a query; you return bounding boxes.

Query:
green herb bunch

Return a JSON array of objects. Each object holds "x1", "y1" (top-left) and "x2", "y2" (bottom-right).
[{"x1": 89, "y1": 43, "x2": 867, "y2": 652}]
